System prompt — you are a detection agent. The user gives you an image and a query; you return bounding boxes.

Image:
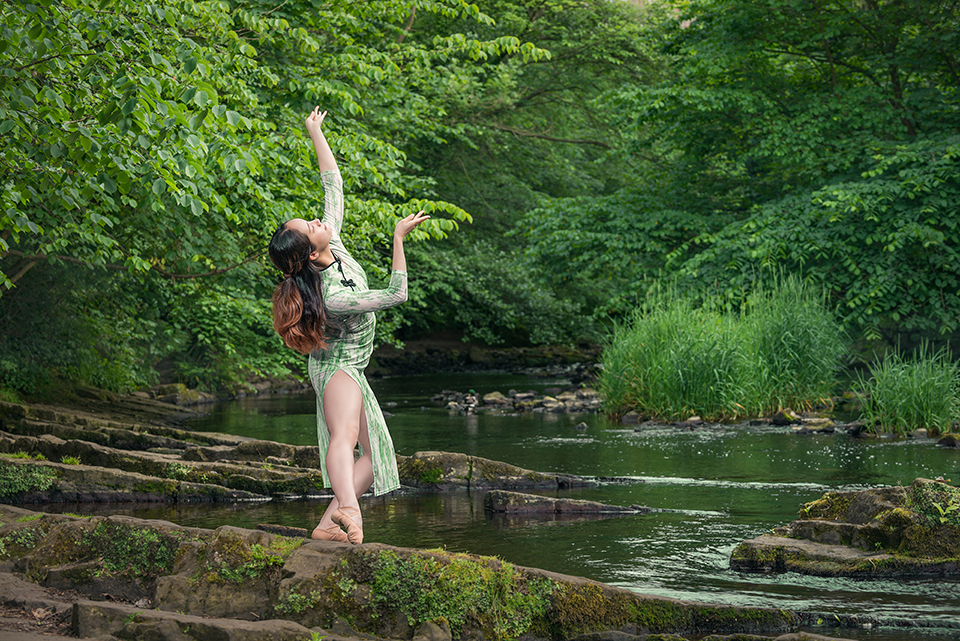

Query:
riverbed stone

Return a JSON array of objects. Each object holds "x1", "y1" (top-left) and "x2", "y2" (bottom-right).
[
  {"x1": 0, "y1": 504, "x2": 832, "y2": 641},
  {"x1": 770, "y1": 409, "x2": 801, "y2": 426}
]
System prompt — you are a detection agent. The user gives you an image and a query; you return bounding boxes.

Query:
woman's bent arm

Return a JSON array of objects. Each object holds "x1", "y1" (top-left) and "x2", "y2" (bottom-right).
[{"x1": 392, "y1": 211, "x2": 430, "y2": 273}]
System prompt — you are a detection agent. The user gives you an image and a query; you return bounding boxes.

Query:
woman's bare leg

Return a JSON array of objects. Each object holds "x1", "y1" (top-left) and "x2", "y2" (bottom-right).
[{"x1": 313, "y1": 371, "x2": 373, "y2": 538}]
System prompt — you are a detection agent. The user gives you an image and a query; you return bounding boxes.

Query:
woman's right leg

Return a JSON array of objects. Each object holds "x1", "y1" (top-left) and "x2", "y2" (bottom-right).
[{"x1": 313, "y1": 403, "x2": 374, "y2": 540}]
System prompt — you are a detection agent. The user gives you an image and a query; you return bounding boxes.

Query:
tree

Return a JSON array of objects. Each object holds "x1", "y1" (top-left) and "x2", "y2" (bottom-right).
[
  {"x1": 534, "y1": 0, "x2": 960, "y2": 341},
  {"x1": 0, "y1": 0, "x2": 549, "y2": 391}
]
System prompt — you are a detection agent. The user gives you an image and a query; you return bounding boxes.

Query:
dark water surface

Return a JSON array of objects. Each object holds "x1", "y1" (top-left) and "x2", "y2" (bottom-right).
[{"x1": 61, "y1": 374, "x2": 960, "y2": 640}]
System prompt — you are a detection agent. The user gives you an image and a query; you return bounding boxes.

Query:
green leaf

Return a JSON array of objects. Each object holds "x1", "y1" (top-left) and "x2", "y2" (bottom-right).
[{"x1": 152, "y1": 178, "x2": 166, "y2": 195}]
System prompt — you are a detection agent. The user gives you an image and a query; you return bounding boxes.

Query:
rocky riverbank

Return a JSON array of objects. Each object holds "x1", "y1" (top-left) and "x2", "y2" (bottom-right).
[
  {"x1": 0, "y1": 503, "x2": 860, "y2": 641},
  {"x1": 0, "y1": 393, "x2": 911, "y2": 641}
]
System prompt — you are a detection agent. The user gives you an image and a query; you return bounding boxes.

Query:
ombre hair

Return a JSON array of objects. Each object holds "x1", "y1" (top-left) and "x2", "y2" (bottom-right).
[{"x1": 268, "y1": 222, "x2": 331, "y2": 354}]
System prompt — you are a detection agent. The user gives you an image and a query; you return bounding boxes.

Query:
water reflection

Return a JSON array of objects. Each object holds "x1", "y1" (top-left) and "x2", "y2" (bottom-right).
[{"x1": 45, "y1": 373, "x2": 960, "y2": 640}]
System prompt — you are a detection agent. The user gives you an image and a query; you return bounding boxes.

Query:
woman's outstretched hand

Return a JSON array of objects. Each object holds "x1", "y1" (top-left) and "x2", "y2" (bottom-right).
[
  {"x1": 394, "y1": 211, "x2": 430, "y2": 240},
  {"x1": 304, "y1": 106, "x2": 327, "y2": 135}
]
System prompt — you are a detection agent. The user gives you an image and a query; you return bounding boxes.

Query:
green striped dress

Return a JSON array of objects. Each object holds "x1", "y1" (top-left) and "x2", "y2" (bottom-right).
[{"x1": 307, "y1": 170, "x2": 404, "y2": 496}]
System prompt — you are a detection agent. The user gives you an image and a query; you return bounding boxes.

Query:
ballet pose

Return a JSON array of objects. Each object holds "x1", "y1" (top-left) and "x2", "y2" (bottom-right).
[{"x1": 269, "y1": 107, "x2": 429, "y2": 544}]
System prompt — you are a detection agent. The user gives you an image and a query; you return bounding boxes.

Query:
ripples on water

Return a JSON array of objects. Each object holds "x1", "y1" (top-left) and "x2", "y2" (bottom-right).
[{"x1": 49, "y1": 373, "x2": 960, "y2": 640}]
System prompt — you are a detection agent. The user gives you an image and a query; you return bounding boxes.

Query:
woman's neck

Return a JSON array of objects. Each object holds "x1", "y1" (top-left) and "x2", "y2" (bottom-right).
[{"x1": 314, "y1": 247, "x2": 336, "y2": 269}]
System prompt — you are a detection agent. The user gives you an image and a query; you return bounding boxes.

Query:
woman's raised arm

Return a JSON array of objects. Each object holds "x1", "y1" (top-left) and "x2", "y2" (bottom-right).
[{"x1": 304, "y1": 107, "x2": 337, "y2": 173}]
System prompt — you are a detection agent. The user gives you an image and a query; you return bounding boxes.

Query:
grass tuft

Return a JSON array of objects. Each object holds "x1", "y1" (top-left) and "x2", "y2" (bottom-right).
[
  {"x1": 856, "y1": 342, "x2": 960, "y2": 437},
  {"x1": 600, "y1": 275, "x2": 845, "y2": 421}
]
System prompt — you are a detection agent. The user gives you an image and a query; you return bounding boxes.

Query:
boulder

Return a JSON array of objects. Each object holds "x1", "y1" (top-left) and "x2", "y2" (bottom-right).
[
  {"x1": 771, "y1": 409, "x2": 801, "y2": 426},
  {"x1": 396, "y1": 451, "x2": 594, "y2": 490},
  {"x1": 731, "y1": 479, "x2": 960, "y2": 577}
]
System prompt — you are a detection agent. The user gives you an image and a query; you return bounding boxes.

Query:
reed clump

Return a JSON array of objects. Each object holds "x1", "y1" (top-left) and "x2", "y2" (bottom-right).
[
  {"x1": 600, "y1": 276, "x2": 845, "y2": 422},
  {"x1": 856, "y1": 343, "x2": 960, "y2": 437}
]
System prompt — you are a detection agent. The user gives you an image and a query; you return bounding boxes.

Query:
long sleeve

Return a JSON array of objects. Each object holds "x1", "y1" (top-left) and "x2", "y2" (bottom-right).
[
  {"x1": 324, "y1": 270, "x2": 408, "y2": 314},
  {"x1": 320, "y1": 170, "x2": 344, "y2": 236}
]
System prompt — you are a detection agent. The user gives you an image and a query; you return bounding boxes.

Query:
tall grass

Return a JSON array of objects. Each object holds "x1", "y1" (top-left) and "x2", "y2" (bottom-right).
[
  {"x1": 739, "y1": 277, "x2": 847, "y2": 416},
  {"x1": 856, "y1": 343, "x2": 960, "y2": 436},
  {"x1": 600, "y1": 276, "x2": 846, "y2": 421}
]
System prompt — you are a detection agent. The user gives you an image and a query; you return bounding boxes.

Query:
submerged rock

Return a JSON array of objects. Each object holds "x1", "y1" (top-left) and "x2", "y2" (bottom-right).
[
  {"x1": 396, "y1": 451, "x2": 594, "y2": 490},
  {"x1": 484, "y1": 490, "x2": 654, "y2": 515},
  {"x1": 731, "y1": 479, "x2": 960, "y2": 577}
]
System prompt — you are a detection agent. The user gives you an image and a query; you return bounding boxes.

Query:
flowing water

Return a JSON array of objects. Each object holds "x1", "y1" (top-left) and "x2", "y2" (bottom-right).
[{"x1": 57, "y1": 373, "x2": 960, "y2": 640}]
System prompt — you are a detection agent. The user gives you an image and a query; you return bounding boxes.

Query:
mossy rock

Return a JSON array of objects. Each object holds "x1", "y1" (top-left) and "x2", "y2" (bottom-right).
[{"x1": 937, "y1": 433, "x2": 960, "y2": 447}]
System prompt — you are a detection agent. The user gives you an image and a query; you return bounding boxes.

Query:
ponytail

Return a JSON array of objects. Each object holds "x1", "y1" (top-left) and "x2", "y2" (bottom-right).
[{"x1": 269, "y1": 223, "x2": 330, "y2": 354}]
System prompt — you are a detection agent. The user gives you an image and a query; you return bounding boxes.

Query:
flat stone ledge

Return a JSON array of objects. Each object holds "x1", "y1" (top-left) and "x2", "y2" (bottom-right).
[{"x1": 731, "y1": 534, "x2": 960, "y2": 577}]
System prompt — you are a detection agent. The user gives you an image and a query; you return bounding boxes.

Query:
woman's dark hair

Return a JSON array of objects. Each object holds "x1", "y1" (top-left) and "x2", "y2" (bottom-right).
[{"x1": 268, "y1": 222, "x2": 330, "y2": 354}]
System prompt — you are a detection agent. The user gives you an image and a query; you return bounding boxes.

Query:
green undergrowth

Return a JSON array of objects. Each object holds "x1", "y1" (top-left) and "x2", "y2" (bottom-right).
[
  {"x1": 81, "y1": 521, "x2": 189, "y2": 579},
  {"x1": 856, "y1": 342, "x2": 960, "y2": 437},
  {"x1": 907, "y1": 480, "x2": 960, "y2": 527},
  {"x1": 0, "y1": 522, "x2": 51, "y2": 559},
  {"x1": 0, "y1": 460, "x2": 57, "y2": 497},
  {"x1": 601, "y1": 276, "x2": 845, "y2": 421},
  {"x1": 198, "y1": 531, "x2": 302, "y2": 585},
  {"x1": 368, "y1": 549, "x2": 554, "y2": 640}
]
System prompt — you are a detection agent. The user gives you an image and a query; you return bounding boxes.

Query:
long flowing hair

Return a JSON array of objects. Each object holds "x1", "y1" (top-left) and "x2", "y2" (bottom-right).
[{"x1": 268, "y1": 222, "x2": 330, "y2": 354}]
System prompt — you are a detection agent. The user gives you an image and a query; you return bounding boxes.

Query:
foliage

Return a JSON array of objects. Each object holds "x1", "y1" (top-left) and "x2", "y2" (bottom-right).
[
  {"x1": 0, "y1": 266, "x2": 155, "y2": 395},
  {"x1": 856, "y1": 343, "x2": 960, "y2": 437},
  {"x1": 672, "y1": 138, "x2": 960, "y2": 342},
  {"x1": 60, "y1": 456, "x2": 80, "y2": 465},
  {"x1": 0, "y1": 460, "x2": 56, "y2": 497},
  {"x1": 600, "y1": 277, "x2": 844, "y2": 420},
  {"x1": 515, "y1": 184, "x2": 733, "y2": 317},
  {"x1": 591, "y1": 0, "x2": 960, "y2": 345},
  {"x1": 204, "y1": 537, "x2": 301, "y2": 584},
  {"x1": 2, "y1": 0, "x2": 528, "y2": 388},
  {"x1": 404, "y1": 0, "x2": 661, "y2": 237},
  {"x1": 370, "y1": 549, "x2": 554, "y2": 640},
  {"x1": 390, "y1": 241, "x2": 583, "y2": 345}
]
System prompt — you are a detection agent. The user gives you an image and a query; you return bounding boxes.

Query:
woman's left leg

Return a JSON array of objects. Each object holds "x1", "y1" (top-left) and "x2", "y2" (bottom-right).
[{"x1": 313, "y1": 372, "x2": 374, "y2": 541}]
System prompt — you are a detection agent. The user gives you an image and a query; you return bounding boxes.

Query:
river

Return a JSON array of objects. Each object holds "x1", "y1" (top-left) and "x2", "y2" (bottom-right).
[{"x1": 74, "y1": 372, "x2": 960, "y2": 640}]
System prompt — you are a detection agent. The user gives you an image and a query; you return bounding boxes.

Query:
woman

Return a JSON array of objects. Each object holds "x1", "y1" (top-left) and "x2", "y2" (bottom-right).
[{"x1": 269, "y1": 107, "x2": 429, "y2": 544}]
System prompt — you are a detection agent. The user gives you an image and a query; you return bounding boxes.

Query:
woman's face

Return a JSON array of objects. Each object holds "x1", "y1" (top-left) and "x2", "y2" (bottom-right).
[{"x1": 286, "y1": 217, "x2": 332, "y2": 258}]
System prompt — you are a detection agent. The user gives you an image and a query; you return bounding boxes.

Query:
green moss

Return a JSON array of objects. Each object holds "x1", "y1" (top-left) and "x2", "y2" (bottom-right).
[
  {"x1": 400, "y1": 458, "x2": 445, "y2": 485},
  {"x1": 0, "y1": 523, "x2": 49, "y2": 559},
  {"x1": 0, "y1": 460, "x2": 57, "y2": 497},
  {"x1": 198, "y1": 531, "x2": 301, "y2": 585},
  {"x1": 799, "y1": 491, "x2": 853, "y2": 520},
  {"x1": 907, "y1": 480, "x2": 960, "y2": 527},
  {"x1": 275, "y1": 589, "x2": 324, "y2": 615},
  {"x1": 367, "y1": 549, "x2": 553, "y2": 640},
  {"x1": 81, "y1": 521, "x2": 186, "y2": 579}
]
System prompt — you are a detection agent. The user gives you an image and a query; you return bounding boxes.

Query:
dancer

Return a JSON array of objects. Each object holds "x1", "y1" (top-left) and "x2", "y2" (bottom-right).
[{"x1": 269, "y1": 107, "x2": 429, "y2": 544}]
